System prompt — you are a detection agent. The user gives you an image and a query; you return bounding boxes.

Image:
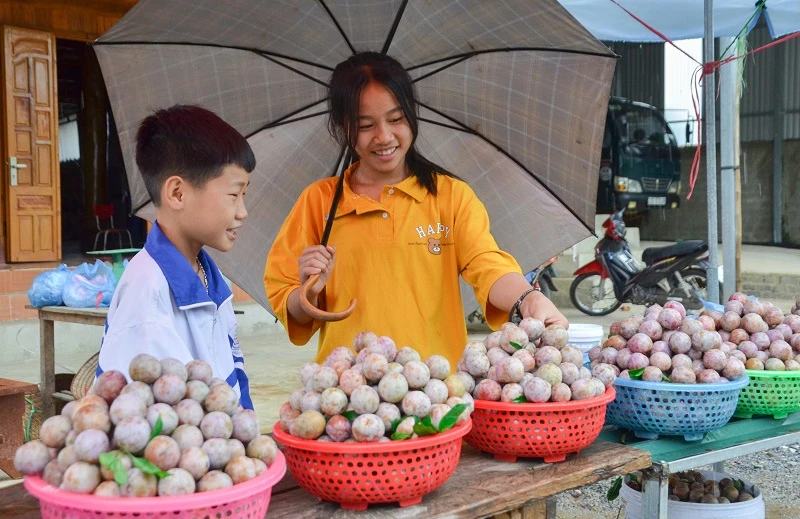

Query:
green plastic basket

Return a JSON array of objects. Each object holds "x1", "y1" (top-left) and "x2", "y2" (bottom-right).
[{"x1": 734, "y1": 369, "x2": 800, "y2": 419}]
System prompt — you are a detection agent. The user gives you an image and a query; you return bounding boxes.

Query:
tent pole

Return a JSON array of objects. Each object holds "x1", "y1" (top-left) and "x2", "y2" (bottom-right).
[
  {"x1": 719, "y1": 36, "x2": 740, "y2": 301},
  {"x1": 704, "y1": 0, "x2": 720, "y2": 303}
]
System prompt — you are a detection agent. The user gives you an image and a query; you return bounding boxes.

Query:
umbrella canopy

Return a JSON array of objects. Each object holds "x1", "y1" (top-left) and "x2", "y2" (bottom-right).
[{"x1": 95, "y1": 0, "x2": 616, "y2": 315}]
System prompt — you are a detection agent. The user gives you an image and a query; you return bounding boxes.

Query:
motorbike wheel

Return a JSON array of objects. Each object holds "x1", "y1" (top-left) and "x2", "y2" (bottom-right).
[
  {"x1": 570, "y1": 273, "x2": 622, "y2": 316},
  {"x1": 679, "y1": 268, "x2": 709, "y2": 301}
]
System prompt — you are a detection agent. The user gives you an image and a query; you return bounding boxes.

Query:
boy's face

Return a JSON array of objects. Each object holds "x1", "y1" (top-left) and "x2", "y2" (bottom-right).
[{"x1": 182, "y1": 164, "x2": 249, "y2": 253}]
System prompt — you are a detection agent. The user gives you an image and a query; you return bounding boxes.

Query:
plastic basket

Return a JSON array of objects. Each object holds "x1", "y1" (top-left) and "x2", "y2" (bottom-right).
[
  {"x1": 272, "y1": 419, "x2": 471, "y2": 510},
  {"x1": 464, "y1": 386, "x2": 615, "y2": 463},
  {"x1": 734, "y1": 369, "x2": 800, "y2": 420},
  {"x1": 23, "y1": 450, "x2": 286, "y2": 519},
  {"x1": 606, "y1": 376, "x2": 749, "y2": 441}
]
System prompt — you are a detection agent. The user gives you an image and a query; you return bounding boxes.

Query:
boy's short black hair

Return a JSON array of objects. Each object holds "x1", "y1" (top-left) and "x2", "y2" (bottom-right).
[{"x1": 135, "y1": 105, "x2": 256, "y2": 206}]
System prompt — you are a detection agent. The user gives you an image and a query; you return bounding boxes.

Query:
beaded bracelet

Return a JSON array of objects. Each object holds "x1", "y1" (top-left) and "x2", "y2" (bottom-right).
[{"x1": 508, "y1": 285, "x2": 542, "y2": 322}]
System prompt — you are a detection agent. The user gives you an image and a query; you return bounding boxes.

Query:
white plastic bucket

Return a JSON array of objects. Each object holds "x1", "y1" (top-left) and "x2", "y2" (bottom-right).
[
  {"x1": 567, "y1": 323, "x2": 605, "y2": 361},
  {"x1": 621, "y1": 471, "x2": 765, "y2": 519}
]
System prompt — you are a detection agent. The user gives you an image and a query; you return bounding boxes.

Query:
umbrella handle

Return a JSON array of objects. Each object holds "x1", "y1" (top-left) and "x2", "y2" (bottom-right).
[{"x1": 299, "y1": 274, "x2": 356, "y2": 322}]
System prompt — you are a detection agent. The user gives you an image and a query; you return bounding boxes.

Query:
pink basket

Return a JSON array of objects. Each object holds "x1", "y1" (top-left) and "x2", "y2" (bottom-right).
[{"x1": 23, "y1": 450, "x2": 286, "y2": 519}]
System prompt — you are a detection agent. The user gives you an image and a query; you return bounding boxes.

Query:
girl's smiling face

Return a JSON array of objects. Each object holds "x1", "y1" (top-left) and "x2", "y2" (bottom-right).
[{"x1": 353, "y1": 82, "x2": 412, "y2": 182}]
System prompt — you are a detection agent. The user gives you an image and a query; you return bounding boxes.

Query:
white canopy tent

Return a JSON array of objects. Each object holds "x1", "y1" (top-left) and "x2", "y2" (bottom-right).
[
  {"x1": 559, "y1": 0, "x2": 800, "y2": 303},
  {"x1": 559, "y1": 0, "x2": 799, "y2": 40}
]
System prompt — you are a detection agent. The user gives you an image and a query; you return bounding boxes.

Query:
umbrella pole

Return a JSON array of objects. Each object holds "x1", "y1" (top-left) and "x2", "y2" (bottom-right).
[
  {"x1": 704, "y1": 0, "x2": 720, "y2": 303},
  {"x1": 299, "y1": 149, "x2": 357, "y2": 321}
]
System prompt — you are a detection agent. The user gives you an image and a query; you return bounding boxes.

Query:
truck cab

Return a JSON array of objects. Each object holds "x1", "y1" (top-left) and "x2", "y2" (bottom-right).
[{"x1": 596, "y1": 97, "x2": 682, "y2": 213}]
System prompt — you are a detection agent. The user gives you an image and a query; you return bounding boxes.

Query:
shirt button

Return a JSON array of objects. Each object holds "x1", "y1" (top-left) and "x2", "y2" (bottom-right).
[
  {"x1": 382, "y1": 212, "x2": 389, "y2": 219},
  {"x1": 388, "y1": 188, "x2": 394, "y2": 194}
]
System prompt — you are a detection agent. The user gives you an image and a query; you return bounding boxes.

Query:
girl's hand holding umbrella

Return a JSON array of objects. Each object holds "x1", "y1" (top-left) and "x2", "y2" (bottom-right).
[{"x1": 296, "y1": 245, "x2": 356, "y2": 322}]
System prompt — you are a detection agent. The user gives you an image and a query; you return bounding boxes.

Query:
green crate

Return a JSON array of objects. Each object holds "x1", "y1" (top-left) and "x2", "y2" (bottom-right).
[{"x1": 734, "y1": 369, "x2": 800, "y2": 419}]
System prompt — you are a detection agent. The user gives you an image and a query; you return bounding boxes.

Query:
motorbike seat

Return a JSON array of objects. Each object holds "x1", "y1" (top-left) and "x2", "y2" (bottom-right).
[{"x1": 641, "y1": 240, "x2": 707, "y2": 265}]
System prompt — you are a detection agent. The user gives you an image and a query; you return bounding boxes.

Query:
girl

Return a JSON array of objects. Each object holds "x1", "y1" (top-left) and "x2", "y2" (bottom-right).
[{"x1": 265, "y1": 52, "x2": 567, "y2": 368}]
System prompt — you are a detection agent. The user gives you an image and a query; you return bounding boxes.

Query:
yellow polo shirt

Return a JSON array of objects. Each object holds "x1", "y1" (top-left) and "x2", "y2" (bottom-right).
[{"x1": 264, "y1": 163, "x2": 521, "y2": 369}]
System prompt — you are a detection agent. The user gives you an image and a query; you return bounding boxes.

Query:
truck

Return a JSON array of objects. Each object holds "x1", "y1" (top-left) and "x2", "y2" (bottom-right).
[{"x1": 595, "y1": 97, "x2": 682, "y2": 213}]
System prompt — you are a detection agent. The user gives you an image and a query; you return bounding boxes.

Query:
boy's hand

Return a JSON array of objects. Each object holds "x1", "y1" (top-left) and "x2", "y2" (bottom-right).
[
  {"x1": 298, "y1": 245, "x2": 336, "y2": 297},
  {"x1": 520, "y1": 291, "x2": 569, "y2": 328}
]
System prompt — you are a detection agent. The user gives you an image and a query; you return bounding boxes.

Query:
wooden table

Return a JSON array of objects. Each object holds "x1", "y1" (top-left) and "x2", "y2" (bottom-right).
[
  {"x1": 30, "y1": 306, "x2": 108, "y2": 418},
  {"x1": 0, "y1": 441, "x2": 650, "y2": 518}
]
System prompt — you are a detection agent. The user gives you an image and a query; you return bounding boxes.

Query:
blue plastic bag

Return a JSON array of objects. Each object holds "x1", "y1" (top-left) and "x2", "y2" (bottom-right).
[
  {"x1": 62, "y1": 260, "x2": 117, "y2": 308},
  {"x1": 27, "y1": 264, "x2": 72, "y2": 308}
]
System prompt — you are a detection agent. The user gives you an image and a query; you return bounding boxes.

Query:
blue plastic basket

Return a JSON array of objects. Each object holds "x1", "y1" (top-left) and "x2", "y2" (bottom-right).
[{"x1": 605, "y1": 375, "x2": 750, "y2": 441}]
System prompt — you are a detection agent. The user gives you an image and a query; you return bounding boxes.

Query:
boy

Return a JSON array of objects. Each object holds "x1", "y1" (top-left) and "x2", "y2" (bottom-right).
[{"x1": 97, "y1": 105, "x2": 255, "y2": 409}]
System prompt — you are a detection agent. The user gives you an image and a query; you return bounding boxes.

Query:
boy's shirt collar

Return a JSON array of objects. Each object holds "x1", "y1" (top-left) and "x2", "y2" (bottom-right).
[{"x1": 145, "y1": 221, "x2": 232, "y2": 308}]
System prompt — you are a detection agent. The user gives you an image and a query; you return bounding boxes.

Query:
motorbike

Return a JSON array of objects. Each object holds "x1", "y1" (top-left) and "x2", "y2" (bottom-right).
[
  {"x1": 466, "y1": 257, "x2": 558, "y2": 325},
  {"x1": 569, "y1": 208, "x2": 710, "y2": 316}
]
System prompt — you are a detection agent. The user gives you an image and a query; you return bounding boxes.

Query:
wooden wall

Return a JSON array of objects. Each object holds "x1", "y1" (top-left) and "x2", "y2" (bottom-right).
[{"x1": 0, "y1": 0, "x2": 137, "y2": 41}]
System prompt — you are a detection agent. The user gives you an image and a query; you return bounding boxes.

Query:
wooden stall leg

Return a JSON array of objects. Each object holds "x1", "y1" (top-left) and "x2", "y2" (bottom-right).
[
  {"x1": 491, "y1": 496, "x2": 556, "y2": 519},
  {"x1": 39, "y1": 318, "x2": 55, "y2": 418}
]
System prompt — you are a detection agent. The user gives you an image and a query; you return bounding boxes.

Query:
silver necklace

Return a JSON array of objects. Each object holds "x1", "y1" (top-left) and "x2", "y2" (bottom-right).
[{"x1": 196, "y1": 257, "x2": 208, "y2": 292}]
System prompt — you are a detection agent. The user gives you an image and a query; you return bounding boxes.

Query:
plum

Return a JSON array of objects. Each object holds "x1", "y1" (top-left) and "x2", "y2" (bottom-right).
[
  {"x1": 591, "y1": 363, "x2": 616, "y2": 387},
  {"x1": 308, "y1": 366, "x2": 339, "y2": 393},
  {"x1": 642, "y1": 366, "x2": 663, "y2": 382},
  {"x1": 664, "y1": 301, "x2": 686, "y2": 319},
  {"x1": 639, "y1": 319, "x2": 663, "y2": 341},
  {"x1": 500, "y1": 383, "x2": 525, "y2": 402},
  {"x1": 559, "y1": 346, "x2": 583, "y2": 366},
  {"x1": 603, "y1": 335, "x2": 627, "y2": 350},
  {"x1": 120, "y1": 381, "x2": 155, "y2": 407},
  {"x1": 202, "y1": 438, "x2": 231, "y2": 470},
  {"x1": 204, "y1": 384, "x2": 239, "y2": 416},
  {"x1": 627, "y1": 352, "x2": 650, "y2": 370},
  {"x1": 352, "y1": 331, "x2": 379, "y2": 352},
  {"x1": 494, "y1": 357, "x2": 525, "y2": 383},
  {"x1": 541, "y1": 325, "x2": 569, "y2": 349},
  {"x1": 473, "y1": 379, "x2": 502, "y2": 401},
  {"x1": 185, "y1": 359, "x2": 213, "y2": 385},
  {"x1": 765, "y1": 358, "x2": 786, "y2": 371},
  {"x1": 724, "y1": 299, "x2": 744, "y2": 316},
  {"x1": 745, "y1": 358, "x2": 764, "y2": 370},
  {"x1": 160, "y1": 358, "x2": 189, "y2": 382},
  {"x1": 770, "y1": 340, "x2": 793, "y2": 361},
  {"x1": 403, "y1": 360, "x2": 431, "y2": 389},
  {"x1": 616, "y1": 349, "x2": 632, "y2": 370},
  {"x1": 401, "y1": 390, "x2": 432, "y2": 417},
  {"x1": 230, "y1": 410, "x2": 259, "y2": 444},
  {"x1": 152, "y1": 374, "x2": 187, "y2": 406},
  {"x1": 750, "y1": 332, "x2": 771, "y2": 350},
  {"x1": 298, "y1": 362, "x2": 322, "y2": 386},
  {"x1": 61, "y1": 461, "x2": 101, "y2": 493},
  {"x1": 394, "y1": 346, "x2": 421, "y2": 366},
  {"x1": 94, "y1": 370, "x2": 127, "y2": 403},
  {"x1": 518, "y1": 317, "x2": 545, "y2": 341},
  {"x1": 39, "y1": 415, "x2": 72, "y2": 449},
  {"x1": 350, "y1": 385, "x2": 380, "y2": 414},
  {"x1": 599, "y1": 347, "x2": 618, "y2": 366},
  {"x1": 13, "y1": 440, "x2": 51, "y2": 475},
  {"x1": 93, "y1": 481, "x2": 121, "y2": 497},
  {"x1": 443, "y1": 374, "x2": 467, "y2": 398},
  {"x1": 200, "y1": 411, "x2": 233, "y2": 440},
  {"x1": 375, "y1": 402, "x2": 402, "y2": 431},
  {"x1": 144, "y1": 435, "x2": 181, "y2": 470},
  {"x1": 375, "y1": 336, "x2": 398, "y2": 362},
  {"x1": 550, "y1": 383, "x2": 572, "y2": 402},
  {"x1": 425, "y1": 355, "x2": 451, "y2": 379},
  {"x1": 462, "y1": 353, "x2": 491, "y2": 383},
  {"x1": 741, "y1": 313, "x2": 768, "y2": 334},
  {"x1": 225, "y1": 456, "x2": 256, "y2": 484},
  {"x1": 338, "y1": 368, "x2": 367, "y2": 396},
  {"x1": 487, "y1": 347, "x2": 510, "y2": 366},
  {"x1": 722, "y1": 357, "x2": 745, "y2": 380},
  {"x1": 377, "y1": 372, "x2": 409, "y2": 403},
  {"x1": 73, "y1": 429, "x2": 110, "y2": 464},
  {"x1": 464, "y1": 341, "x2": 487, "y2": 358},
  {"x1": 352, "y1": 413, "x2": 385, "y2": 442},
  {"x1": 172, "y1": 424, "x2": 205, "y2": 451},
  {"x1": 157, "y1": 467, "x2": 196, "y2": 496},
  {"x1": 534, "y1": 346, "x2": 562, "y2": 366},
  {"x1": 362, "y1": 353, "x2": 389, "y2": 383},
  {"x1": 454, "y1": 372, "x2": 476, "y2": 394},
  {"x1": 691, "y1": 330, "x2": 716, "y2": 352},
  {"x1": 72, "y1": 406, "x2": 111, "y2": 434},
  {"x1": 43, "y1": 459, "x2": 66, "y2": 487},
  {"x1": 627, "y1": 333, "x2": 654, "y2": 355},
  {"x1": 536, "y1": 363, "x2": 563, "y2": 386},
  {"x1": 178, "y1": 446, "x2": 210, "y2": 480},
  {"x1": 560, "y1": 363, "x2": 581, "y2": 385},
  {"x1": 324, "y1": 346, "x2": 356, "y2": 367},
  {"x1": 290, "y1": 410, "x2": 326, "y2": 439},
  {"x1": 569, "y1": 379, "x2": 595, "y2": 400},
  {"x1": 696, "y1": 369, "x2": 722, "y2": 383},
  {"x1": 113, "y1": 417, "x2": 151, "y2": 453},
  {"x1": 523, "y1": 377, "x2": 551, "y2": 402},
  {"x1": 185, "y1": 380, "x2": 210, "y2": 405},
  {"x1": 703, "y1": 349, "x2": 728, "y2": 371},
  {"x1": 500, "y1": 327, "x2": 529, "y2": 353},
  {"x1": 670, "y1": 366, "x2": 696, "y2": 383},
  {"x1": 146, "y1": 403, "x2": 179, "y2": 436},
  {"x1": 657, "y1": 309, "x2": 683, "y2": 330},
  {"x1": 325, "y1": 414, "x2": 352, "y2": 442},
  {"x1": 197, "y1": 470, "x2": 234, "y2": 492},
  {"x1": 318, "y1": 387, "x2": 348, "y2": 416},
  {"x1": 652, "y1": 341, "x2": 670, "y2": 355},
  {"x1": 129, "y1": 353, "x2": 162, "y2": 384},
  {"x1": 650, "y1": 352, "x2": 672, "y2": 372},
  {"x1": 424, "y1": 379, "x2": 449, "y2": 404}
]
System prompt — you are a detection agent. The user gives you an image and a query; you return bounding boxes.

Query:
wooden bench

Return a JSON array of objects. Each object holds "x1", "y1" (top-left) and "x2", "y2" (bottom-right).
[{"x1": 0, "y1": 441, "x2": 651, "y2": 518}]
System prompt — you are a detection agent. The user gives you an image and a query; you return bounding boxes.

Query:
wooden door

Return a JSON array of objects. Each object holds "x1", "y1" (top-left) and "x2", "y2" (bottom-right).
[{"x1": 1, "y1": 26, "x2": 61, "y2": 262}]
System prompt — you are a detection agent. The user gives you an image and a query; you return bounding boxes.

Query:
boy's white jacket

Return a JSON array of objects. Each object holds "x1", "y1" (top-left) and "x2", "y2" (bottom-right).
[{"x1": 97, "y1": 222, "x2": 252, "y2": 409}]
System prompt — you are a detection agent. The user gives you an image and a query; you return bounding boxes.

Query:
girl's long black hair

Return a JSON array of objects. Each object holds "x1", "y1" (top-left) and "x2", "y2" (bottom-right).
[{"x1": 328, "y1": 51, "x2": 457, "y2": 195}]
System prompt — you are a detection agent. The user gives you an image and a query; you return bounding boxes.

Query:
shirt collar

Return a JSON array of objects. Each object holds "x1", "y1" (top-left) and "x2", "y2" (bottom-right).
[
  {"x1": 144, "y1": 221, "x2": 232, "y2": 308},
  {"x1": 334, "y1": 162, "x2": 428, "y2": 219}
]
